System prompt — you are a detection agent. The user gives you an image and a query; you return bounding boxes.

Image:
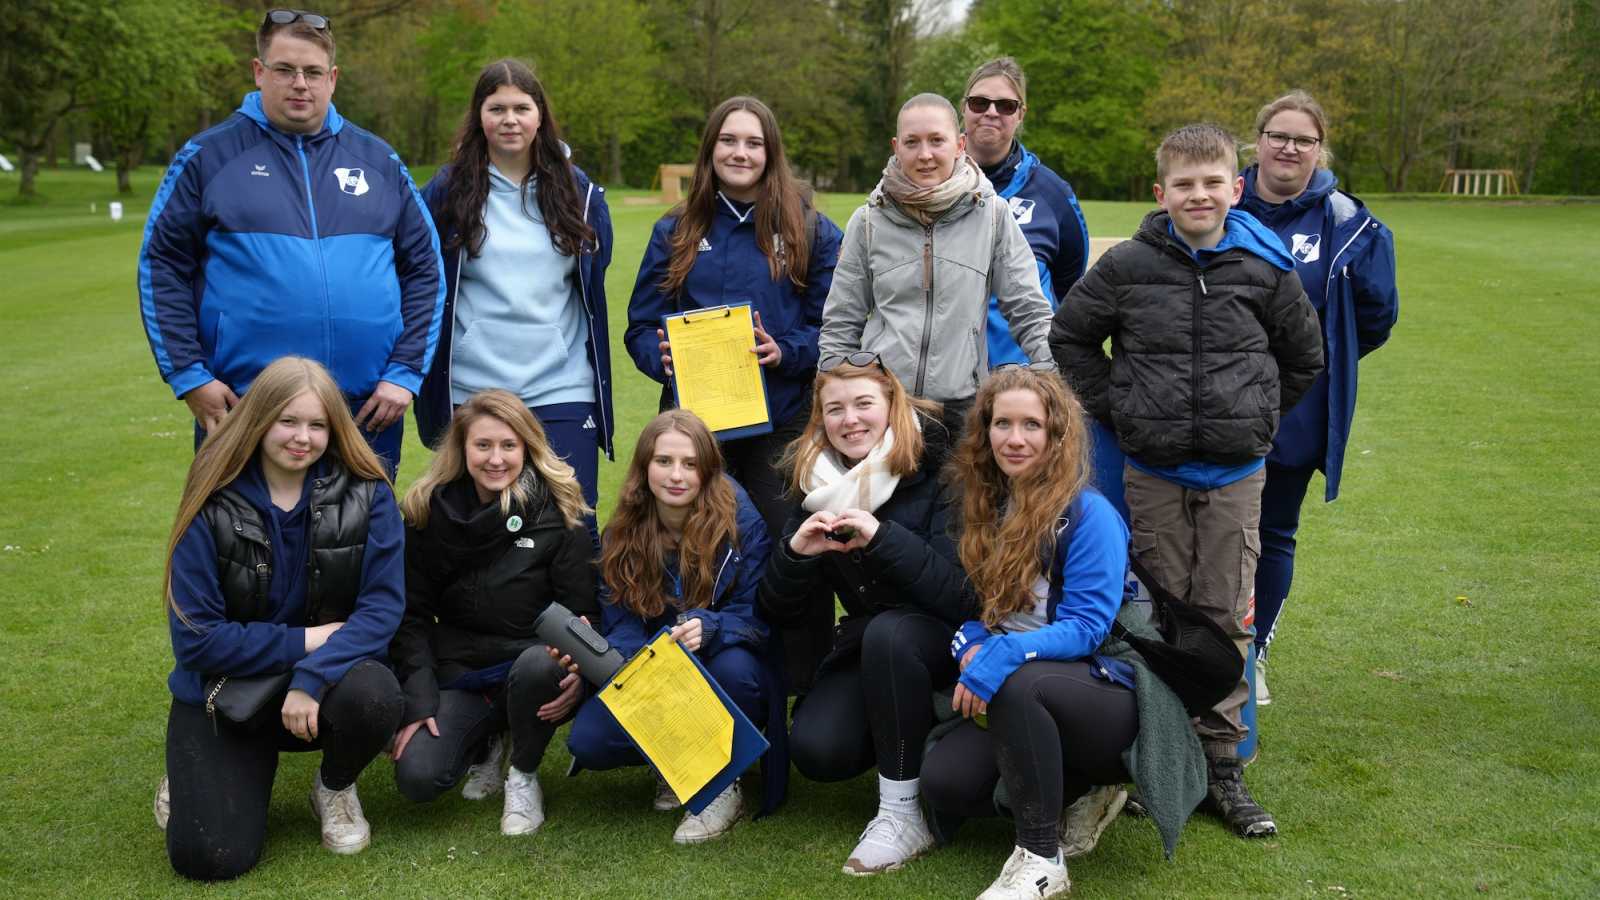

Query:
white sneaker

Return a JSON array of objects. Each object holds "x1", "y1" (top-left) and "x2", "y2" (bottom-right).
[
  {"x1": 652, "y1": 769, "x2": 680, "y2": 811},
  {"x1": 977, "y1": 846, "x2": 1070, "y2": 900},
  {"x1": 672, "y1": 781, "x2": 742, "y2": 844},
  {"x1": 154, "y1": 775, "x2": 170, "y2": 831},
  {"x1": 500, "y1": 766, "x2": 545, "y2": 836},
  {"x1": 1255, "y1": 657, "x2": 1272, "y2": 707},
  {"x1": 1059, "y1": 784, "x2": 1127, "y2": 858},
  {"x1": 309, "y1": 772, "x2": 371, "y2": 855},
  {"x1": 842, "y1": 812, "x2": 935, "y2": 875},
  {"x1": 462, "y1": 732, "x2": 508, "y2": 800}
]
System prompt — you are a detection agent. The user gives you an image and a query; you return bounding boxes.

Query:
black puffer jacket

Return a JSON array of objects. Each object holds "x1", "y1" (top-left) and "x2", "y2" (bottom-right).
[
  {"x1": 1050, "y1": 210, "x2": 1324, "y2": 465},
  {"x1": 392, "y1": 470, "x2": 597, "y2": 723},
  {"x1": 758, "y1": 460, "x2": 972, "y2": 672}
]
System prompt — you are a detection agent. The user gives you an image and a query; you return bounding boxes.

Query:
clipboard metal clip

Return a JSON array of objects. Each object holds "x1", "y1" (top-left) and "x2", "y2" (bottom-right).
[
  {"x1": 681, "y1": 305, "x2": 732, "y2": 324},
  {"x1": 608, "y1": 645, "x2": 657, "y2": 691}
]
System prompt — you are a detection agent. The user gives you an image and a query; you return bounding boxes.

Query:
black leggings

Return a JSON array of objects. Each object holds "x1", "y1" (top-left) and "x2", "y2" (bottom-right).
[
  {"x1": 789, "y1": 608, "x2": 957, "y2": 782},
  {"x1": 164, "y1": 659, "x2": 403, "y2": 881},
  {"x1": 922, "y1": 661, "x2": 1136, "y2": 855},
  {"x1": 392, "y1": 645, "x2": 569, "y2": 802}
]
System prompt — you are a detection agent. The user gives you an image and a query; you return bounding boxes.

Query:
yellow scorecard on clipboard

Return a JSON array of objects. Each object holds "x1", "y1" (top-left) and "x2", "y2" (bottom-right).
[
  {"x1": 599, "y1": 631, "x2": 734, "y2": 805},
  {"x1": 664, "y1": 303, "x2": 772, "y2": 439}
]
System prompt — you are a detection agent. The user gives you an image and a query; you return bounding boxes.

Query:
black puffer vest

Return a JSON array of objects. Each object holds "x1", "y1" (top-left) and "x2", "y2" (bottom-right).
[{"x1": 201, "y1": 463, "x2": 376, "y2": 625}]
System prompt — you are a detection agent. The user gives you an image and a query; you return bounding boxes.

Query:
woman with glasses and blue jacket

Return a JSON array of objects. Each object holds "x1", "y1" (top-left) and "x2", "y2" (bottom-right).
[
  {"x1": 417, "y1": 59, "x2": 615, "y2": 518},
  {"x1": 1237, "y1": 91, "x2": 1399, "y2": 703}
]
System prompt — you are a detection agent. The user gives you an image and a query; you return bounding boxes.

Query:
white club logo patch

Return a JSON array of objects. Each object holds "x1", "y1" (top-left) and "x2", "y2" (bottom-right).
[
  {"x1": 1291, "y1": 232, "x2": 1321, "y2": 264},
  {"x1": 333, "y1": 167, "x2": 369, "y2": 196},
  {"x1": 1008, "y1": 196, "x2": 1036, "y2": 226}
]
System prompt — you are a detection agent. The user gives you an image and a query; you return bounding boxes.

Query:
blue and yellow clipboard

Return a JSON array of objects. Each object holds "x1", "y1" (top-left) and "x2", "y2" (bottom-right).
[
  {"x1": 599, "y1": 628, "x2": 770, "y2": 815},
  {"x1": 662, "y1": 303, "x2": 773, "y2": 440}
]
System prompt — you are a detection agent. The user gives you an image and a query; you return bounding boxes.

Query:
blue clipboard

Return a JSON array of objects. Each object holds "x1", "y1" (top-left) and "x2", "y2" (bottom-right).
[
  {"x1": 606, "y1": 627, "x2": 770, "y2": 815},
  {"x1": 662, "y1": 302, "x2": 775, "y2": 441}
]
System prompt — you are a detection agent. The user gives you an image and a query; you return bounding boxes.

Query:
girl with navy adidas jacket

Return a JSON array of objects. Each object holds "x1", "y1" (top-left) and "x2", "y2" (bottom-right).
[
  {"x1": 626, "y1": 96, "x2": 841, "y2": 688},
  {"x1": 158, "y1": 357, "x2": 405, "y2": 881},
  {"x1": 564, "y1": 410, "x2": 778, "y2": 844},
  {"x1": 922, "y1": 368, "x2": 1200, "y2": 900},
  {"x1": 417, "y1": 59, "x2": 616, "y2": 515}
]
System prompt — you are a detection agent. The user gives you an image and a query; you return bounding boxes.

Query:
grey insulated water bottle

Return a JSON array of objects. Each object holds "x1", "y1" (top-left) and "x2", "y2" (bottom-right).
[{"x1": 533, "y1": 602, "x2": 626, "y2": 686}]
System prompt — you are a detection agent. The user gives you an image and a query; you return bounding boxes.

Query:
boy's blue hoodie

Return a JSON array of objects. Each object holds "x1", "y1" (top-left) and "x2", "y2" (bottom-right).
[{"x1": 166, "y1": 458, "x2": 405, "y2": 705}]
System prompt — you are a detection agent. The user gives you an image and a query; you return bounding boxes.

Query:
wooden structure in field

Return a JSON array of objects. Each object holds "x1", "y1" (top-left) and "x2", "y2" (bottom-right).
[
  {"x1": 658, "y1": 164, "x2": 696, "y2": 203},
  {"x1": 1439, "y1": 169, "x2": 1520, "y2": 196}
]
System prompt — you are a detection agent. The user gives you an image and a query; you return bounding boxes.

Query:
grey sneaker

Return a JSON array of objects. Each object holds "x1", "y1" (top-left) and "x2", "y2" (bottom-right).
[
  {"x1": 842, "y1": 812, "x2": 935, "y2": 875},
  {"x1": 154, "y1": 775, "x2": 170, "y2": 831},
  {"x1": 652, "y1": 769, "x2": 680, "y2": 811},
  {"x1": 500, "y1": 766, "x2": 545, "y2": 836},
  {"x1": 672, "y1": 781, "x2": 742, "y2": 844},
  {"x1": 1203, "y1": 756, "x2": 1276, "y2": 837},
  {"x1": 1255, "y1": 657, "x2": 1272, "y2": 706},
  {"x1": 462, "y1": 732, "x2": 508, "y2": 800},
  {"x1": 309, "y1": 772, "x2": 371, "y2": 854},
  {"x1": 1059, "y1": 784, "x2": 1126, "y2": 858}
]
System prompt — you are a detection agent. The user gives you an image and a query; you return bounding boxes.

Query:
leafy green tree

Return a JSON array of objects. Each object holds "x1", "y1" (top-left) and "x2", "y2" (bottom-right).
[{"x1": 0, "y1": 0, "x2": 105, "y2": 197}]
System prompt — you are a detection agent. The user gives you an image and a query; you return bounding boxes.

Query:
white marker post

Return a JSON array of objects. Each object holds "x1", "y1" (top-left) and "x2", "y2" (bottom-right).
[{"x1": 109, "y1": 202, "x2": 124, "y2": 222}]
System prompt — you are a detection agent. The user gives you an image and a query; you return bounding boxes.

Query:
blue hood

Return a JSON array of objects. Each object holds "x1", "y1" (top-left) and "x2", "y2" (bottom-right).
[
  {"x1": 1216, "y1": 208, "x2": 1295, "y2": 271},
  {"x1": 238, "y1": 91, "x2": 346, "y2": 138}
]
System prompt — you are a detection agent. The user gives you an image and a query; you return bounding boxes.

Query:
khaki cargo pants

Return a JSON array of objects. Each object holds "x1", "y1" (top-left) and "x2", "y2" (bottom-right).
[{"x1": 1123, "y1": 463, "x2": 1263, "y2": 760}]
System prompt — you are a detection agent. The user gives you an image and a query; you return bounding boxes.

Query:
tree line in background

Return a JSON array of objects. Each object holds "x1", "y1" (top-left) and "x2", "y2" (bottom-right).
[{"x1": 4, "y1": 0, "x2": 1597, "y2": 200}]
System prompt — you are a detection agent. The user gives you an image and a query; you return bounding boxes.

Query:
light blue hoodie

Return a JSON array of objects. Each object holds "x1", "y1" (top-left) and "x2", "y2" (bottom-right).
[{"x1": 450, "y1": 164, "x2": 593, "y2": 407}]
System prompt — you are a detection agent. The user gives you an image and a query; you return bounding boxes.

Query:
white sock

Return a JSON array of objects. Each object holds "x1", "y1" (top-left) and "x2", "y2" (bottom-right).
[{"x1": 878, "y1": 775, "x2": 921, "y2": 819}]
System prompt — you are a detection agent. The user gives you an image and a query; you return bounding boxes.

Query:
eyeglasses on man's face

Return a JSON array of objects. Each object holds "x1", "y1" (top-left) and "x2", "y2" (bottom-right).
[
  {"x1": 265, "y1": 63, "x2": 330, "y2": 86},
  {"x1": 1260, "y1": 131, "x2": 1320, "y2": 153}
]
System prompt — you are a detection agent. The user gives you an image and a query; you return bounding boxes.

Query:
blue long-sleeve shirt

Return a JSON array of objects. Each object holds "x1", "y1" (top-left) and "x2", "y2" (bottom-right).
[
  {"x1": 952, "y1": 490, "x2": 1129, "y2": 702},
  {"x1": 166, "y1": 459, "x2": 406, "y2": 705}
]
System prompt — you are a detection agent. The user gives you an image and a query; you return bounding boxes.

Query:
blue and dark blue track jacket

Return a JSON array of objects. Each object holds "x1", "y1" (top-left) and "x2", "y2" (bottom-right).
[
  {"x1": 1240, "y1": 166, "x2": 1399, "y2": 500},
  {"x1": 138, "y1": 93, "x2": 446, "y2": 401},
  {"x1": 982, "y1": 141, "x2": 1090, "y2": 367}
]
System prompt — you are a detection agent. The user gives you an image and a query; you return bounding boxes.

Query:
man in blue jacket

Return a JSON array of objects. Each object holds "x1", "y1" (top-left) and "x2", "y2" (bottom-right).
[{"x1": 138, "y1": 10, "x2": 445, "y2": 475}]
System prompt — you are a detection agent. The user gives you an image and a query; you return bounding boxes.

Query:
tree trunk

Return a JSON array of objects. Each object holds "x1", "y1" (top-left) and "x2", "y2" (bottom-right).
[
  {"x1": 117, "y1": 157, "x2": 134, "y2": 194},
  {"x1": 607, "y1": 129, "x2": 623, "y2": 186},
  {"x1": 19, "y1": 149, "x2": 40, "y2": 197}
]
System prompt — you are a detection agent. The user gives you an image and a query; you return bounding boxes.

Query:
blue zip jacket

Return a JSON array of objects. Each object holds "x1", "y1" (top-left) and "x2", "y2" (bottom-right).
[
  {"x1": 1240, "y1": 165, "x2": 1399, "y2": 500},
  {"x1": 166, "y1": 458, "x2": 405, "y2": 706},
  {"x1": 951, "y1": 490, "x2": 1129, "y2": 702},
  {"x1": 139, "y1": 93, "x2": 446, "y2": 401},
  {"x1": 982, "y1": 142, "x2": 1090, "y2": 367},
  {"x1": 598, "y1": 478, "x2": 772, "y2": 660},
  {"x1": 625, "y1": 199, "x2": 842, "y2": 426},
  {"x1": 415, "y1": 163, "x2": 616, "y2": 457}
]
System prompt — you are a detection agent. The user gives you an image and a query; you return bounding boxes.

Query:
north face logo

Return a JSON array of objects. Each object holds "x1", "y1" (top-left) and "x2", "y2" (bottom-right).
[
  {"x1": 1008, "y1": 196, "x2": 1036, "y2": 226},
  {"x1": 333, "y1": 167, "x2": 369, "y2": 196},
  {"x1": 1291, "y1": 232, "x2": 1321, "y2": 264}
]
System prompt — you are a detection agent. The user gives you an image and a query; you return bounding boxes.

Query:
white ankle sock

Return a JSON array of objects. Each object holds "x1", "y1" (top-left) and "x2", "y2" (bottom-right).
[{"x1": 878, "y1": 775, "x2": 921, "y2": 819}]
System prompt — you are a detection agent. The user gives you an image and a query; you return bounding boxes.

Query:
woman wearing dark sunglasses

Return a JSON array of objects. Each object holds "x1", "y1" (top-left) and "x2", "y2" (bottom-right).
[
  {"x1": 818, "y1": 93, "x2": 1054, "y2": 470},
  {"x1": 1237, "y1": 91, "x2": 1398, "y2": 707},
  {"x1": 757, "y1": 353, "x2": 970, "y2": 875},
  {"x1": 416, "y1": 59, "x2": 615, "y2": 533}
]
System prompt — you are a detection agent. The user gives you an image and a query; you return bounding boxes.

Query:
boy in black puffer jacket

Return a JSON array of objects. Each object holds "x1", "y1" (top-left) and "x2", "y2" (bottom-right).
[{"x1": 1049, "y1": 123, "x2": 1323, "y2": 839}]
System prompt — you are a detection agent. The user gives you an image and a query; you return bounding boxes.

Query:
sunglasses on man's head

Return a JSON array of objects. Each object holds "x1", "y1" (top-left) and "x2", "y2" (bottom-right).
[
  {"x1": 264, "y1": 8, "x2": 331, "y2": 30},
  {"x1": 993, "y1": 361, "x2": 1058, "y2": 374},
  {"x1": 819, "y1": 351, "x2": 886, "y2": 374},
  {"x1": 965, "y1": 95, "x2": 1022, "y2": 117}
]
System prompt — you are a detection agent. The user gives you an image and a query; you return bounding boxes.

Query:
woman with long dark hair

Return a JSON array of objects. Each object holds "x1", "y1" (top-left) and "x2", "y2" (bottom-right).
[
  {"x1": 417, "y1": 59, "x2": 615, "y2": 518},
  {"x1": 564, "y1": 410, "x2": 777, "y2": 844},
  {"x1": 625, "y1": 95, "x2": 842, "y2": 686},
  {"x1": 389, "y1": 390, "x2": 597, "y2": 836},
  {"x1": 156, "y1": 357, "x2": 405, "y2": 881},
  {"x1": 758, "y1": 355, "x2": 971, "y2": 875},
  {"x1": 921, "y1": 368, "x2": 1203, "y2": 900}
]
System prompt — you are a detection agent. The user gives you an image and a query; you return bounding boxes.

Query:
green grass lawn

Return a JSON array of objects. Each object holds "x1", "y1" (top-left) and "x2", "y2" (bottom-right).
[{"x1": 1, "y1": 167, "x2": 1596, "y2": 898}]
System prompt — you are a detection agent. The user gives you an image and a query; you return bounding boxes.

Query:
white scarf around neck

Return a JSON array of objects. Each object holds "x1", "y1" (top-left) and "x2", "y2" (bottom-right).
[{"x1": 800, "y1": 426, "x2": 903, "y2": 514}]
